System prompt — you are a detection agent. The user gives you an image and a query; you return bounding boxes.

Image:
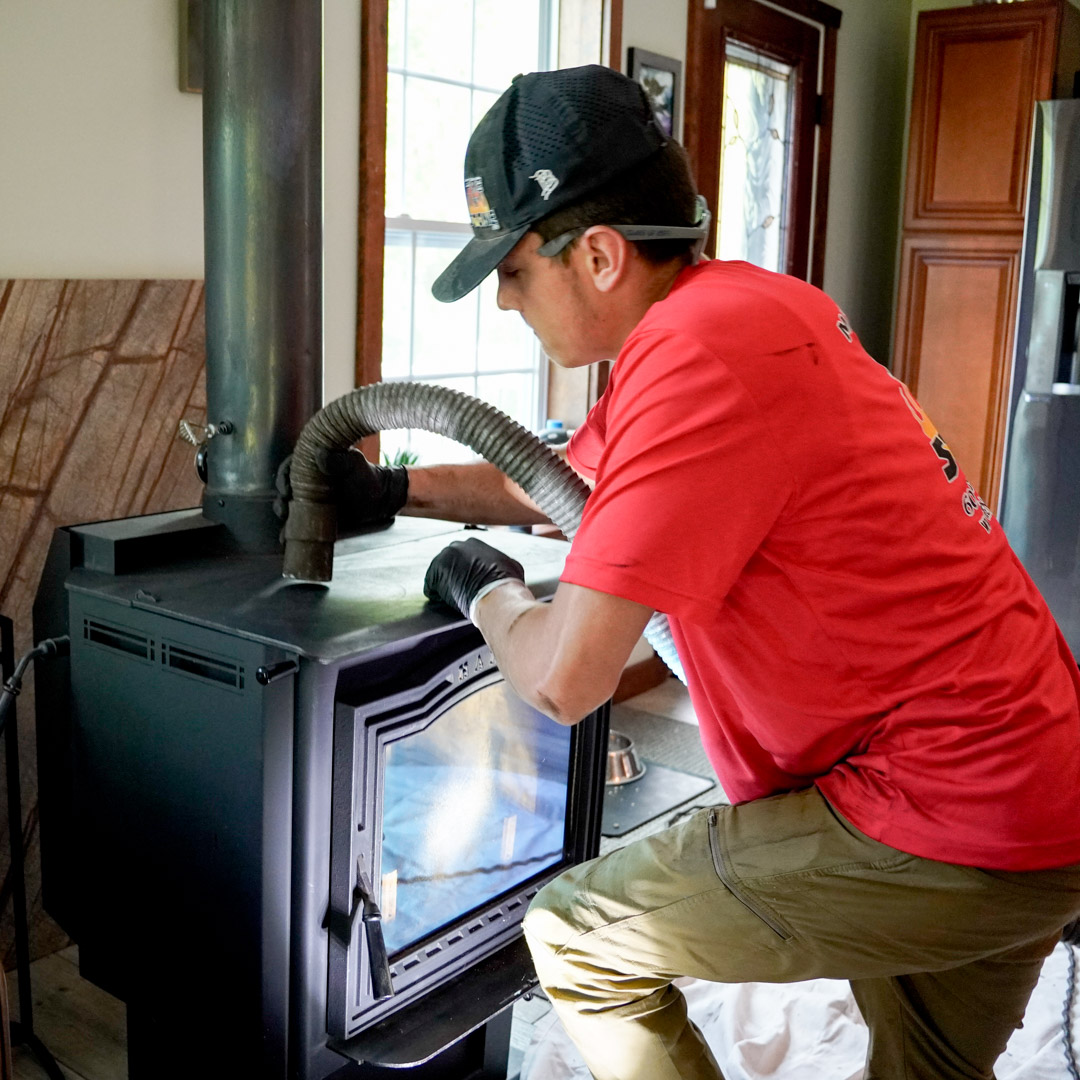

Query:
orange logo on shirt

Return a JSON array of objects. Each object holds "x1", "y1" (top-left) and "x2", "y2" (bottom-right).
[
  {"x1": 896, "y1": 381, "x2": 994, "y2": 534},
  {"x1": 897, "y1": 383, "x2": 958, "y2": 483}
]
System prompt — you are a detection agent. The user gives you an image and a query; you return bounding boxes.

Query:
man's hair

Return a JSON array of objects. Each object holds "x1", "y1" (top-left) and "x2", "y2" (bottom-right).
[{"x1": 533, "y1": 140, "x2": 701, "y2": 266}]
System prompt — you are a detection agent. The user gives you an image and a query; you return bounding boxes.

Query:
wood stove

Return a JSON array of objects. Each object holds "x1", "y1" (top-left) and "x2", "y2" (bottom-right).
[{"x1": 33, "y1": 510, "x2": 607, "y2": 1078}]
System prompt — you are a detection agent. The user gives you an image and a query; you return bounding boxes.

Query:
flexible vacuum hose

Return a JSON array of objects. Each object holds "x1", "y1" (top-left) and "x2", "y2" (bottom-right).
[{"x1": 282, "y1": 382, "x2": 686, "y2": 682}]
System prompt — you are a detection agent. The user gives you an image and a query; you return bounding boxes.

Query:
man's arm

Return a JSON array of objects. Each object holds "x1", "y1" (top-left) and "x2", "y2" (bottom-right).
[
  {"x1": 423, "y1": 540, "x2": 648, "y2": 725},
  {"x1": 403, "y1": 461, "x2": 551, "y2": 526},
  {"x1": 423, "y1": 538, "x2": 653, "y2": 724},
  {"x1": 296, "y1": 450, "x2": 590, "y2": 529},
  {"x1": 474, "y1": 578, "x2": 653, "y2": 725}
]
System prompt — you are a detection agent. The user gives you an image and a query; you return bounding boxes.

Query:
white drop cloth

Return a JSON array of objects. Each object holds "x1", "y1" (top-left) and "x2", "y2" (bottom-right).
[{"x1": 521, "y1": 942, "x2": 1079, "y2": 1080}]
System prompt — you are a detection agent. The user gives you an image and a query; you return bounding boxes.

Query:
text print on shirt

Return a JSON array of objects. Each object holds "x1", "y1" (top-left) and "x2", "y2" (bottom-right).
[{"x1": 896, "y1": 381, "x2": 993, "y2": 534}]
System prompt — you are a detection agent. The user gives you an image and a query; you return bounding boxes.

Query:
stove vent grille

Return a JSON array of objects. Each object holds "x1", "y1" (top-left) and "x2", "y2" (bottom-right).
[
  {"x1": 83, "y1": 618, "x2": 153, "y2": 662},
  {"x1": 163, "y1": 641, "x2": 245, "y2": 691},
  {"x1": 81, "y1": 617, "x2": 244, "y2": 691}
]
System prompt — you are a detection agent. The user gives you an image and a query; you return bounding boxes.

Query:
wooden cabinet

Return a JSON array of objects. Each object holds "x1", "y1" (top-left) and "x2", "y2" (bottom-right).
[{"x1": 892, "y1": 0, "x2": 1080, "y2": 509}]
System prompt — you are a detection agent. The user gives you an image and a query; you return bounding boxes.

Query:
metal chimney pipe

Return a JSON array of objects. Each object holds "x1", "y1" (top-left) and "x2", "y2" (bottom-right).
[{"x1": 201, "y1": 0, "x2": 324, "y2": 549}]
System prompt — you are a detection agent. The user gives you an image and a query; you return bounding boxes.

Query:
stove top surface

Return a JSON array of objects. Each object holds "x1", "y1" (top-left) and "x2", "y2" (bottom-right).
[{"x1": 64, "y1": 511, "x2": 569, "y2": 662}]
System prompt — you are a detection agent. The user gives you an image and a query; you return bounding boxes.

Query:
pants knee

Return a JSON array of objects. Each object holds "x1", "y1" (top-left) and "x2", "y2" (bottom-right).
[
  {"x1": 522, "y1": 865, "x2": 602, "y2": 990},
  {"x1": 523, "y1": 874, "x2": 573, "y2": 960}
]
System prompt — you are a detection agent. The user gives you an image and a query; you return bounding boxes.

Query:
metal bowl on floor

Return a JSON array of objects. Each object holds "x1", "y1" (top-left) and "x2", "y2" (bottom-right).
[{"x1": 606, "y1": 730, "x2": 646, "y2": 786}]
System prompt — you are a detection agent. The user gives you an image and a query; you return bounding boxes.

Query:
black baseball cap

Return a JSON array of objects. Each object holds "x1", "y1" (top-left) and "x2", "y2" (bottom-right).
[{"x1": 432, "y1": 65, "x2": 673, "y2": 303}]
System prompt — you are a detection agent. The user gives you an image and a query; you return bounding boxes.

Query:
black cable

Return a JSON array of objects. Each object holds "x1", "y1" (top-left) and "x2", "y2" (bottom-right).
[
  {"x1": 1, "y1": 623, "x2": 69, "y2": 1080},
  {"x1": 1065, "y1": 942, "x2": 1080, "y2": 1080},
  {"x1": 0, "y1": 635, "x2": 68, "y2": 739}
]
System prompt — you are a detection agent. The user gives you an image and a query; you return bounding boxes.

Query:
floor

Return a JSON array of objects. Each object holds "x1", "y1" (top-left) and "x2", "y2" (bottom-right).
[{"x1": 7, "y1": 677, "x2": 697, "y2": 1080}]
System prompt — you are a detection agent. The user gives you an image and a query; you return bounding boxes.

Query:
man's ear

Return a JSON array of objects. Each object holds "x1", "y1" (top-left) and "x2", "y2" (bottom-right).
[{"x1": 577, "y1": 226, "x2": 631, "y2": 294}]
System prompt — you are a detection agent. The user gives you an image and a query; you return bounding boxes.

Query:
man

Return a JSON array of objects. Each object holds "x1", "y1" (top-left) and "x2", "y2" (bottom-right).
[{"x1": 334, "y1": 66, "x2": 1080, "y2": 1079}]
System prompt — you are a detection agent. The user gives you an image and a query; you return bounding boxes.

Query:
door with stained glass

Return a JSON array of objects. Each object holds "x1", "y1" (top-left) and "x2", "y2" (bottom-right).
[{"x1": 685, "y1": 0, "x2": 840, "y2": 285}]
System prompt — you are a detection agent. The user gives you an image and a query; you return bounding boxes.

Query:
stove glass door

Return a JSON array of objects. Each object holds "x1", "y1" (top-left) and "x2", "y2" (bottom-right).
[{"x1": 378, "y1": 680, "x2": 572, "y2": 953}]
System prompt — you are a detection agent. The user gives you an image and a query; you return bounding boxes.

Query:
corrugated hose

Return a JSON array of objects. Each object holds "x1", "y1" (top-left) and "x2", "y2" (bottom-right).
[{"x1": 282, "y1": 381, "x2": 685, "y2": 683}]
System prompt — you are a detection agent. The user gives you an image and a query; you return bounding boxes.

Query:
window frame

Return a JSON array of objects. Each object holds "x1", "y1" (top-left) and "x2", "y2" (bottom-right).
[{"x1": 356, "y1": 0, "x2": 624, "y2": 456}]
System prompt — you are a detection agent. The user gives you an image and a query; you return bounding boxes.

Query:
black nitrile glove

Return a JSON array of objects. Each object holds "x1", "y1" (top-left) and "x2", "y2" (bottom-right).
[
  {"x1": 424, "y1": 538, "x2": 525, "y2": 623},
  {"x1": 274, "y1": 447, "x2": 409, "y2": 533}
]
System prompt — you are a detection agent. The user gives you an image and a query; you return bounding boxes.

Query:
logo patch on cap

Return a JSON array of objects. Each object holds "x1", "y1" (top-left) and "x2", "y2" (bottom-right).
[
  {"x1": 465, "y1": 177, "x2": 500, "y2": 230},
  {"x1": 529, "y1": 169, "x2": 560, "y2": 201}
]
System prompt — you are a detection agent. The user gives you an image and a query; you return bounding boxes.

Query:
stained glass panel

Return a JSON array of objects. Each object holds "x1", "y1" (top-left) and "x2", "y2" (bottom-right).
[{"x1": 717, "y1": 42, "x2": 794, "y2": 273}]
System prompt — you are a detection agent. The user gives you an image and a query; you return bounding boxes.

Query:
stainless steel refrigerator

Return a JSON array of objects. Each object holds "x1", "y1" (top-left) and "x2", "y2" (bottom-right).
[{"x1": 1000, "y1": 98, "x2": 1080, "y2": 656}]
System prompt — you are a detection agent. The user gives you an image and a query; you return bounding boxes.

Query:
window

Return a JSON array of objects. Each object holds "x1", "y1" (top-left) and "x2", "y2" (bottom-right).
[{"x1": 379, "y1": 0, "x2": 557, "y2": 465}]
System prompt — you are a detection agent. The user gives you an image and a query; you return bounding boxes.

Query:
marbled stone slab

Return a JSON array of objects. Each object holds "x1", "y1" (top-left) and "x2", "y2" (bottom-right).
[{"x1": 0, "y1": 279, "x2": 207, "y2": 966}]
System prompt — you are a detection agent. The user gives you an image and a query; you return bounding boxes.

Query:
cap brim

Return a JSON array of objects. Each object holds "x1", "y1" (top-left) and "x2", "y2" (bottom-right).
[{"x1": 431, "y1": 225, "x2": 530, "y2": 303}]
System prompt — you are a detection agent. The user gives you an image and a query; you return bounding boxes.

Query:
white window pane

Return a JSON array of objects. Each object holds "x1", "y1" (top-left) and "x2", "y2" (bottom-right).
[
  {"x1": 477, "y1": 373, "x2": 534, "y2": 429},
  {"x1": 476, "y1": 274, "x2": 535, "y2": 373},
  {"x1": 406, "y1": 0, "x2": 473, "y2": 83},
  {"x1": 412, "y1": 234, "x2": 478, "y2": 376},
  {"x1": 472, "y1": 0, "x2": 541, "y2": 90},
  {"x1": 379, "y1": 0, "x2": 553, "y2": 446},
  {"x1": 387, "y1": 0, "x2": 406, "y2": 69},
  {"x1": 382, "y1": 232, "x2": 413, "y2": 379},
  {"x1": 385, "y1": 73, "x2": 405, "y2": 217},
  {"x1": 387, "y1": 377, "x2": 482, "y2": 466},
  {"x1": 471, "y1": 88, "x2": 500, "y2": 130},
  {"x1": 403, "y1": 78, "x2": 473, "y2": 221},
  {"x1": 404, "y1": 428, "x2": 478, "y2": 466},
  {"x1": 379, "y1": 429, "x2": 415, "y2": 466}
]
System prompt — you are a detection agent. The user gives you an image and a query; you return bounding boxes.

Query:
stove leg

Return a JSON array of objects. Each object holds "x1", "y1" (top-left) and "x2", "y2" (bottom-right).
[
  {"x1": 128, "y1": 1004, "x2": 280, "y2": 1080},
  {"x1": 479, "y1": 1006, "x2": 514, "y2": 1080}
]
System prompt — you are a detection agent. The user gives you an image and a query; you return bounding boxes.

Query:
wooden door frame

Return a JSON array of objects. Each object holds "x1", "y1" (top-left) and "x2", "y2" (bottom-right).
[{"x1": 684, "y1": 0, "x2": 839, "y2": 288}]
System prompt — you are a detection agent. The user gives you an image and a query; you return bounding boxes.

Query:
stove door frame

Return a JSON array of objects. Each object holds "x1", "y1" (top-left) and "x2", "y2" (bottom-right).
[{"x1": 327, "y1": 633, "x2": 608, "y2": 1052}]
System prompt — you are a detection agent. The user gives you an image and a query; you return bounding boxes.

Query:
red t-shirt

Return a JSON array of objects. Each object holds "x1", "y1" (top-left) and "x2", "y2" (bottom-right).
[{"x1": 563, "y1": 259, "x2": 1080, "y2": 871}]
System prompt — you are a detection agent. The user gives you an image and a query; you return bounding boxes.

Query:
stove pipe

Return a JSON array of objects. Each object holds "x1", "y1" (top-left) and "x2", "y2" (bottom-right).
[{"x1": 201, "y1": 0, "x2": 323, "y2": 550}]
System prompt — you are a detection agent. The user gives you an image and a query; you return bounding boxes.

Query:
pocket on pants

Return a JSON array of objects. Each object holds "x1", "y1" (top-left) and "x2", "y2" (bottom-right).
[{"x1": 707, "y1": 808, "x2": 792, "y2": 941}]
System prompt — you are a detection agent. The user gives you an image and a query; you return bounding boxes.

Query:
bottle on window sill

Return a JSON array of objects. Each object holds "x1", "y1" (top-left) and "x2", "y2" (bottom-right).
[{"x1": 538, "y1": 419, "x2": 572, "y2": 449}]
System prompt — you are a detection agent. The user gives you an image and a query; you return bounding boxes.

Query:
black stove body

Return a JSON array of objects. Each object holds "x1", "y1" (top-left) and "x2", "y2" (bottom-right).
[{"x1": 33, "y1": 511, "x2": 607, "y2": 1079}]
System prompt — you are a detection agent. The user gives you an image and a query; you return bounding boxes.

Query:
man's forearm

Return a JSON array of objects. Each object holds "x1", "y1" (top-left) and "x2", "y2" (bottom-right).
[
  {"x1": 472, "y1": 579, "x2": 653, "y2": 726},
  {"x1": 403, "y1": 462, "x2": 549, "y2": 526},
  {"x1": 473, "y1": 582, "x2": 597, "y2": 725}
]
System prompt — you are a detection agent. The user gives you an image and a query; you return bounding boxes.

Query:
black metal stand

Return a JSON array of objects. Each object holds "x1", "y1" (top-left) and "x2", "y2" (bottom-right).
[{"x1": 1, "y1": 615, "x2": 65, "y2": 1080}]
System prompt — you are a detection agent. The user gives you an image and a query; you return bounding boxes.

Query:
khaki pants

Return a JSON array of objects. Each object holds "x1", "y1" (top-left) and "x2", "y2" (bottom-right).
[{"x1": 523, "y1": 787, "x2": 1080, "y2": 1080}]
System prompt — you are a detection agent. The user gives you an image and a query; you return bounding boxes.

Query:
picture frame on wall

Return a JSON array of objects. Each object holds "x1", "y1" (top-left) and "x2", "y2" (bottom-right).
[
  {"x1": 627, "y1": 48, "x2": 682, "y2": 138},
  {"x1": 179, "y1": 0, "x2": 204, "y2": 93}
]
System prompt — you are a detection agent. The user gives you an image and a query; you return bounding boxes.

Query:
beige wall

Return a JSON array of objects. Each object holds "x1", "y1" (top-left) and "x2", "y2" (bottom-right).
[
  {"x1": 4, "y1": 1, "x2": 1076, "y2": 393},
  {"x1": 1, "y1": 0, "x2": 912, "y2": 397},
  {"x1": 0, "y1": 0, "x2": 362, "y2": 402},
  {"x1": 621, "y1": 0, "x2": 691, "y2": 139}
]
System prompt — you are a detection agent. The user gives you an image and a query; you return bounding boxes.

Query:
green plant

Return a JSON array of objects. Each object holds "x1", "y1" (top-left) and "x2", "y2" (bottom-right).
[{"x1": 382, "y1": 447, "x2": 421, "y2": 467}]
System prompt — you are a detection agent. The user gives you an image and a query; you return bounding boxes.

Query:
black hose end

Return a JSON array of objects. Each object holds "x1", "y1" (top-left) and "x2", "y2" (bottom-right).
[
  {"x1": 282, "y1": 539, "x2": 334, "y2": 582},
  {"x1": 282, "y1": 498, "x2": 337, "y2": 582}
]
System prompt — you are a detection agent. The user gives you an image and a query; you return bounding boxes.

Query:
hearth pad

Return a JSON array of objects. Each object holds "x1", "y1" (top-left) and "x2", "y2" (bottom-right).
[{"x1": 601, "y1": 760, "x2": 715, "y2": 837}]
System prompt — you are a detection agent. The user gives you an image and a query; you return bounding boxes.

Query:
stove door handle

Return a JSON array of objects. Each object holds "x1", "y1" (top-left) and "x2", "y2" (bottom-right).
[{"x1": 355, "y1": 867, "x2": 395, "y2": 1001}]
